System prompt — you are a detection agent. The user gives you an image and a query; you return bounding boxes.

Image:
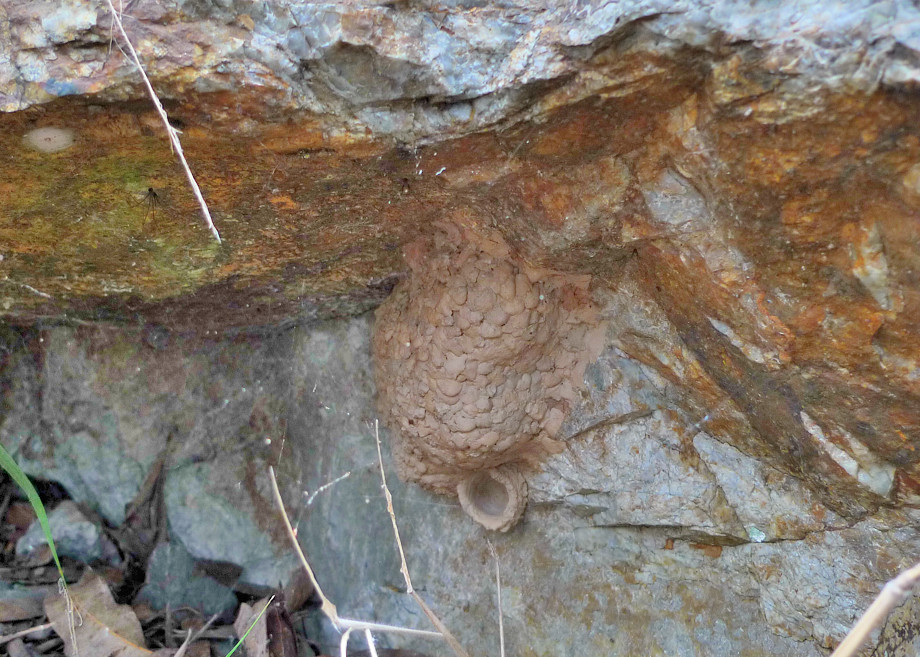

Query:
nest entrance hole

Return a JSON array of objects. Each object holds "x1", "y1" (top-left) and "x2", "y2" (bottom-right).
[
  {"x1": 467, "y1": 471, "x2": 510, "y2": 517},
  {"x1": 457, "y1": 465, "x2": 527, "y2": 532}
]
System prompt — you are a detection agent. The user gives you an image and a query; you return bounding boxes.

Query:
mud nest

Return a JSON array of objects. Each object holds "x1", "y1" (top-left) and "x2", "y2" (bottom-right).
[{"x1": 372, "y1": 222, "x2": 605, "y2": 531}]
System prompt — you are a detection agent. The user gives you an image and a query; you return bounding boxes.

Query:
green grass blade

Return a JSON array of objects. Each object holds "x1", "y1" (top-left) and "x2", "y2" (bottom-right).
[
  {"x1": 224, "y1": 595, "x2": 275, "y2": 657},
  {"x1": 0, "y1": 441, "x2": 66, "y2": 582}
]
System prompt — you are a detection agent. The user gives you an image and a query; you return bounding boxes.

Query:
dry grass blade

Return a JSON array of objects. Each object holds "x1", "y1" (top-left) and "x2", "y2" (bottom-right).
[
  {"x1": 103, "y1": 0, "x2": 221, "y2": 244},
  {"x1": 831, "y1": 560, "x2": 920, "y2": 657},
  {"x1": 487, "y1": 540, "x2": 505, "y2": 657},
  {"x1": 267, "y1": 465, "x2": 441, "y2": 641},
  {"x1": 268, "y1": 465, "x2": 338, "y2": 623},
  {"x1": 44, "y1": 571, "x2": 150, "y2": 657},
  {"x1": 373, "y1": 420, "x2": 471, "y2": 657}
]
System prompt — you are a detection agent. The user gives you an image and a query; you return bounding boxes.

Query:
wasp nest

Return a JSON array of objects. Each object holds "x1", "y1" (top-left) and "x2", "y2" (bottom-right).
[{"x1": 372, "y1": 223, "x2": 606, "y2": 531}]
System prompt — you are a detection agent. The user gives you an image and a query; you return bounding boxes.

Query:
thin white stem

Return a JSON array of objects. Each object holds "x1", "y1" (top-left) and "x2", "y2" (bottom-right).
[
  {"x1": 173, "y1": 629, "x2": 193, "y2": 657},
  {"x1": 339, "y1": 627, "x2": 353, "y2": 657},
  {"x1": 374, "y1": 418, "x2": 413, "y2": 592},
  {"x1": 335, "y1": 618, "x2": 441, "y2": 638},
  {"x1": 374, "y1": 420, "x2": 471, "y2": 657},
  {"x1": 61, "y1": 578, "x2": 80, "y2": 657},
  {"x1": 103, "y1": 0, "x2": 221, "y2": 244},
  {"x1": 0, "y1": 623, "x2": 54, "y2": 647},
  {"x1": 267, "y1": 465, "x2": 442, "y2": 641},
  {"x1": 488, "y1": 540, "x2": 505, "y2": 657},
  {"x1": 831, "y1": 560, "x2": 920, "y2": 657},
  {"x1": 268, "y1": 465, "x2": 339, "y2": 625},
  {"x1": 364, "y1": 629, "x2": 378, "y2": 657},
  {"x1": 187, "y1": 612, "x2": 220, "y2": 644}
]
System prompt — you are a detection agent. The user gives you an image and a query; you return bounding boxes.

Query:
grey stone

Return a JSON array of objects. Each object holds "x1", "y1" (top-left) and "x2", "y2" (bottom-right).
[
  {"x1": 2, "y1": 313, "x2": 918, "y2": 655},
  {"x1": 693, "y1": 432, "x2": 848, "y2": 541},
  {"x1": 873, "y1": 592, "x2": 920, "y2": 657},
  {"x1": 0, "y1": 582, "x2": 58, "y2": 621},
  {"x1": 136, "y1": 542, "x2": 238, "y2": 618},
  {"x1": 0, "y1": 325, "x2": 301, "y2": 587},
  {"x1": 532, "y1": 409, "x2": 748, "y2": 540},
  {"x1": 16, "y1": 500, "x2": 120, "y2": 566},
  {"x1": 0, "y1": 1, "x2": 919, "y2": 655},
  {"x1": 164, "y1": 457, "x2": 298, "y2": 588},
  {"x1": 291, "y1": 313, "x2": 918, "y2": 657},
  {"x1": 1, "y1": 328, "x2": 170, "y2": 525}
]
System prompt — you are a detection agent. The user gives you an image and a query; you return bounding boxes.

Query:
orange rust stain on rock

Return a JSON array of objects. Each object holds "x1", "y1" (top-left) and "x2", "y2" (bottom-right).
[
  {"x1": 690, "y1": 543, "x2": 723, "y2": 558},
  {"x1": 268, "y1": 195, "x2": 300, "y2": 211},
  {"x1": 790, "y1": 299, "x2": 885, "y2": 368},
  {"x1": 780, "y1": 189, "x2": 839, "y2": 246},
  {"x1": 528, "y1": 108, "x2": 605, "y2": 158},
  {"x1": 810, "y1": 504, "x2": 826, "y2": 523},
  {"x1": 519, "y1": 177, "x2": 574, "y2": 229},
  {"x1": 257, "y1": 125, "x2": 328, "y2": 154},
  {"x1": 789, "y1": 304, "x2": 827, "y2": 335}
]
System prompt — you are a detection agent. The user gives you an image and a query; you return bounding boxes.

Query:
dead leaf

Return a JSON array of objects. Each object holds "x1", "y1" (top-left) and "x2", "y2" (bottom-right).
[
  {"x1": 233, "y1": 597, "x2": 270, "y2": 657},
  {"x1": 266, "y1": 595, "x2": 298, "y2": 657},
  {"x1": 44, "y1": 571, "x2": 151, "y2": 657},
  {"x1": 5, "y1": 501, "x2": 37, "y2": 532},
  {"x1": 281, "y1": 566, "x2": 313, "y2": 612},
  {"x1": 117, "y1": 443, "x2": 169, "y2": 564}
]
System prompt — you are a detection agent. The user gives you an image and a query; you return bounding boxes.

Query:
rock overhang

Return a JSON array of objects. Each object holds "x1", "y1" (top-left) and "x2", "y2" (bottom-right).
[{"x1": 1, "y1": 0, "x2": 919, "y2": 537}]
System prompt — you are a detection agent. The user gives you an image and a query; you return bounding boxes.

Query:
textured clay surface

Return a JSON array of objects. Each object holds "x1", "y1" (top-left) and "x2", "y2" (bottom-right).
[{"x1": 372, "y1": 221, "x2": 605, "y2": 525}]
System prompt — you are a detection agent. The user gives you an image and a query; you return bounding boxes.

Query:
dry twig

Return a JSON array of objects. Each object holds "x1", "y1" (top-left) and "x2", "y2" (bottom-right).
[
  {"x1": 339, "y1": 628, "x2": 378, "y2": 657},
  {"x1": 831, "y1": 560, "x2": 920, "y2": 657},
  {"x1": 172, "y1": 629, "x2": 193, "y2": 657},
  {"x1": 267, "y1": 466, "x2": 442, "y2": 642},
  {"x1": 373, "y1": 420, "x2": 471, "y2": 657},
  {"x1": 0, "y1": 622, "x2": 54, "y2": 647},
  {"x1": 487, "y1": 540, "x2": 505, "y2": 657},
  {"x1": 103, "y1": 0, "x2": 222, "y2": 244}
]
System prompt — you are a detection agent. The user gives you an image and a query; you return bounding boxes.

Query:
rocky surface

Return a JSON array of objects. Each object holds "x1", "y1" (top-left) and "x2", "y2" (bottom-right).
[
  {"x1": 136, "y1": 542, "x2": 239, "y2": 617},
  {"x1": 1, "y1": 1, "x2": 920, "y2": 655},
  {"x1": 16, "y1": 499, "x2": 121, "y2": 566},
  {"x1": 1, "y1": 316, "x2": 919, "y2": 655}
]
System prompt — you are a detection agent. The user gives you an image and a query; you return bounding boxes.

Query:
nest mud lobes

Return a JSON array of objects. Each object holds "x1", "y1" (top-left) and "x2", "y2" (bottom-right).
[{"x1": 372, "y1": 222, "x2": 605, "y2": 531}]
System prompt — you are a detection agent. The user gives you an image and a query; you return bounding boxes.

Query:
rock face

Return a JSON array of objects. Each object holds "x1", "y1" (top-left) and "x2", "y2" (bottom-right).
[
  {"x1": 2, "y1": 317, "x2": 920, "y2": 656},
  {"x1": 2, "y1": 1, "x2": 920, "y2": 655},
  {"x1": 372, "y1": 221, "x2": 604, "y2": 530}
]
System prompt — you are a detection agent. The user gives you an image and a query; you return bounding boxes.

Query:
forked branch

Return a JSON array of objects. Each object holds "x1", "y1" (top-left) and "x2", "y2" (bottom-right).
[
  {"x1": 267, "y1": 465, "x2": 442, "y2": 645},
  {"x1": 373, "y1": 419, "x2": 471, "y2": 657}
]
